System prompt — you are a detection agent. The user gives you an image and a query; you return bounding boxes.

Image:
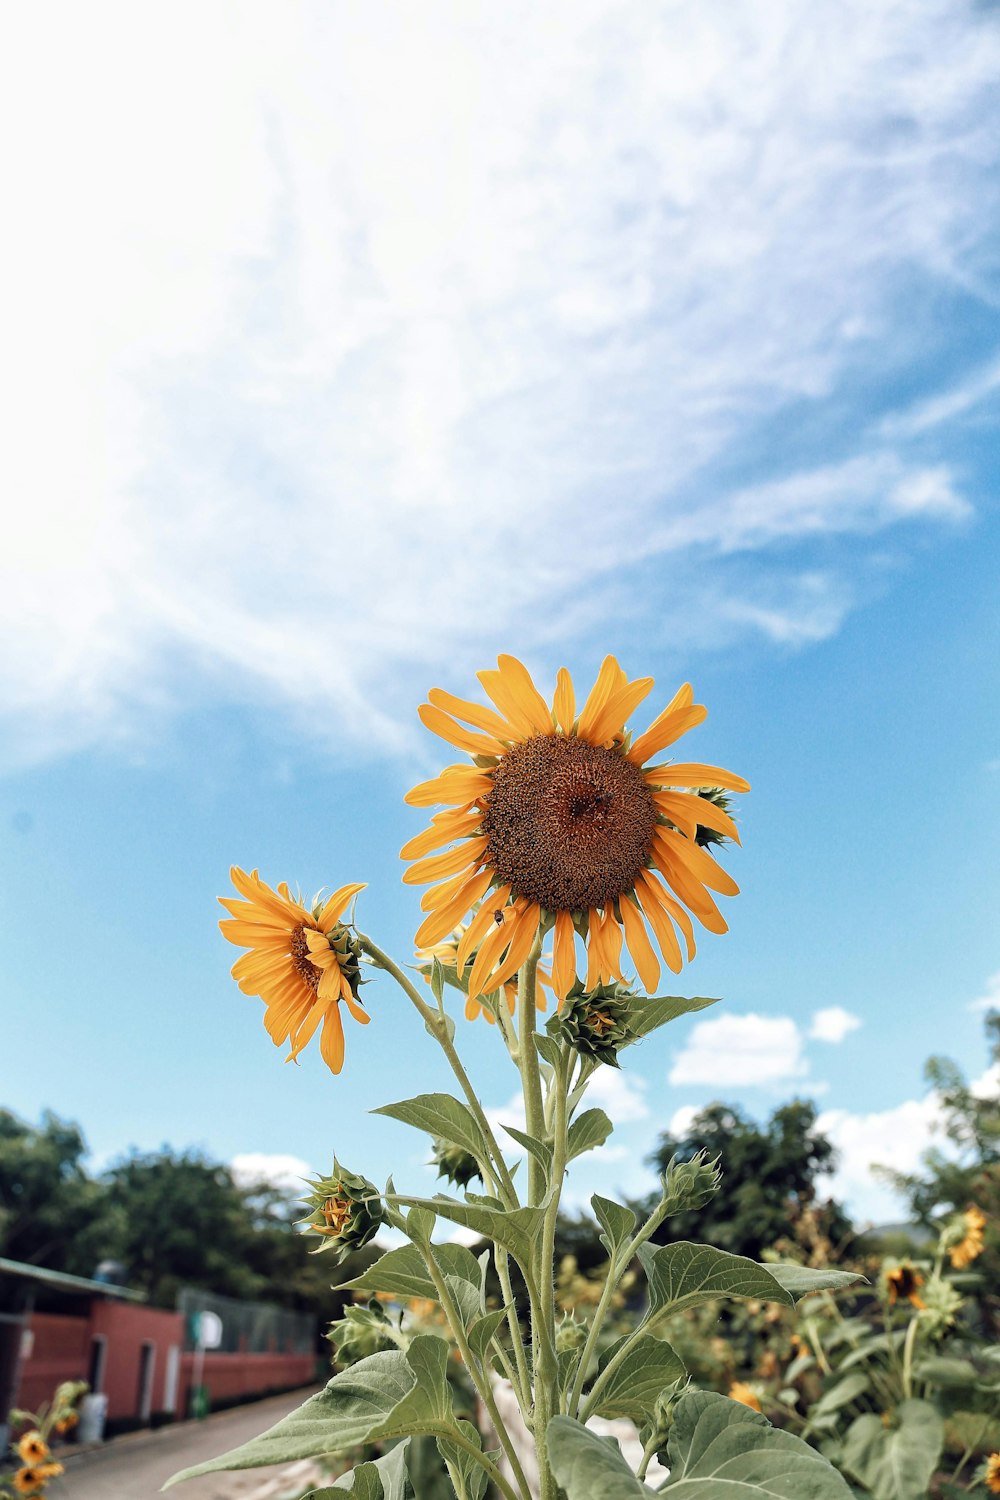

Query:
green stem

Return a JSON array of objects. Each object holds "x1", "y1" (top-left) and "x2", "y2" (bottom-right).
[
  {"x1": 534, "y1": 1047, "x2": 571, "y2": 1500},
  {"x1": 637, "y1": 1429, "x2": 661, "y2": 1481},
  {"x1": 517, "y1": 937, "x2": 546, "y2": 1207},
  {"x1": 901, "y1": 1311, "x2": 920, "y2": 1402},
  {"x1": 359, "y1": 934, "x2": 519, "y2": 1208},
  {"x1": 416, "y1": 1243, "x2": 533, "y2": 1500},
  {"x1": 440, "y1": 1421, "x2": 524, "y2": 1500}
]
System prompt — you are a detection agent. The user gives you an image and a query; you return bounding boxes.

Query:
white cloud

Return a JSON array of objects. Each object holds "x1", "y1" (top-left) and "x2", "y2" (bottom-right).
[
  {"x1": 584, "y1": 1068, "x2": 650, "y2": 1124},
  {"x1": 668, "y1": 1012, "x2": 808, "y2": 1087},
  {"x1": 230, "y1": 1151, "x2": 313, "y2": 1194},
  {"x1": 0, "y1": 1, "x2": 993, "y2": 764},
  {"x1": 810, "y1": 1007, "x2": 863, "y2": 1044},
  {"x1": 817, "y1": 1096, "x2": 944, "y2": 1224},
  {"x1": 969, "y1": 972, "x2": 1000, "y2": 1014}
]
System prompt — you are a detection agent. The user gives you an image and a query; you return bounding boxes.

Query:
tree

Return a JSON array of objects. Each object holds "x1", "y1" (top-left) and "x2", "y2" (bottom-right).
[
  {"x1": 639, "y1": 1099, "x2": 852, "y2": 1259},
  {"x1": 0, "y1": 1108, "x2": 115, "y2": 1275}
]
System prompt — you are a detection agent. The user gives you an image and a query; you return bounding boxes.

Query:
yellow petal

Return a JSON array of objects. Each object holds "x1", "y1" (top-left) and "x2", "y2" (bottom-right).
[
  {"x1": 587, "y1": 676, "x2": 655, "y2": 747},
  {"x1": 405, "y1": 766, "x2": 494, "y2": 808},
  {"x1": 456, "y1": 889, "x2": 512, "y2": 967},
  {"x1": 482, "y1": 903, "x2": 541, "y2": 993},
  {"x1": 552, "y1": 667, "x2": 576, "y2": 735},
  {"x1": 418, "y1": 702, "x2": 506, "y2": 757},
  {"x1": 427, "y1": 686, "x2": 517, "y2": 740},
  {"x1": 577, "y1": 656, "x2": 622, "y2": 740},
  {"x1": 316, "y1": 882, "x2": 367, "y2": 930},
  {"x1": 652, "y1": 762, "x2": 750, "y2": 793},
  {"x1": 620, "y1": 896, "x2": 660, "y2": 993},
  {"x1": 319, "y1": 1007, "x2": 346, "y2": 1074},
  {"x1": 414, "y1": 868, "x2": 495, "y2": 948},
  {"x1": 404, "y1": 840, "x2": 484, "y2": 886},
  {"x1": 400, "y1": 810, "x2": 483, "y2": 861},
  {"x1": 552, "y1": 910, "x2": 577, "y2": 1001}
]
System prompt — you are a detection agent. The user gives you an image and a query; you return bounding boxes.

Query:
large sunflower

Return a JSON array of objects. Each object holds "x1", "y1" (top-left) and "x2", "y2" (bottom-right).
[
  {"x1": 219, "y1": 867, "x2": 368, "y2": 1074},
  {"x1": 402, "y1": 655, "x2": 748, "y2": 1002}
]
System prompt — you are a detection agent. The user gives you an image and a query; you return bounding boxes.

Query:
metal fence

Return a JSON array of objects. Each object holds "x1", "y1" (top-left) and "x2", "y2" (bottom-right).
[{"x1": 176, "y1": 1287, "x2": 315, "y2": 1355}]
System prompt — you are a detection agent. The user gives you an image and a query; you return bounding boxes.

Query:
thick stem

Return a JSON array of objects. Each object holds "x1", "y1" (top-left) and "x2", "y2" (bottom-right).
[
  {"x1": 534, "y1": 1048, "x2": 570, "y2": 1499},
  {"x1": 359, "y1": 934, "x2": 519, "y2": 1208},
  {"x1": 901, "y1": 1310, "x2": 920, "y2": 1401},
  {"x1": 517, "y1": 938, "x2": 546, "y2": 1206},
  {"x1": 416, "y1": 1243, "x2": 533, "y2": 1500}
]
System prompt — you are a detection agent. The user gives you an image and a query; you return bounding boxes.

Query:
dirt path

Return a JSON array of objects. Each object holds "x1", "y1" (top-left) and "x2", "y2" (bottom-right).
[{"x1": 56, "y1": 1387, "x2": 328, "y2": 1500}]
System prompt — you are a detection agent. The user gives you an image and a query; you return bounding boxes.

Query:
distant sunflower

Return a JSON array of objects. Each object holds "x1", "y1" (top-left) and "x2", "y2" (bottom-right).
[
  {"x1": 219, "y1": 867, "x2": 368, "y2": 1074},
  {"x1": 15, "y1": 1434, "x2": 48, "y2": 1466},
  {"x1": 949, "y1": 1204, "x2": 986, "y2": 1270},
  {"x1": 984, "y1": 1452, "x2": 1000, "y2": 1494},
  {"x1": 402, "y1": 655, "x2": 747, "y2": 1001},
  {"x1": 885, "y1": 1263, "x2": 925, "y2": 1310},
  {"x1": 728, "y1": 1381, "x2": 763, "y2": 1412}
]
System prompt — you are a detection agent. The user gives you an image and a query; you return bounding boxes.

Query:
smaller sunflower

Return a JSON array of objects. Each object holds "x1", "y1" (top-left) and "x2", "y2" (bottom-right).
[
  {"x1": 219, "y1": 867, "x2": 368, "y2": 1075},
  {"x1": 15, "y1": 1433, "x2": 48, "y2": 1466},
  {"x1": 948, "y1": 1204, "x2": 986, "y2": 1270},
  {"x1": 885, "y1": 1263, "x2": 925, "y2": 1310},
  {"x1": 983, "y1": 1452, "x2": 1000, "y2": 1494},
  {"x1": 36, "y1": 1463, "x2": 64, "y2": 1481},
  {"x1": 13, "y1": 1468, "x2": 45, "y2": 1496}
]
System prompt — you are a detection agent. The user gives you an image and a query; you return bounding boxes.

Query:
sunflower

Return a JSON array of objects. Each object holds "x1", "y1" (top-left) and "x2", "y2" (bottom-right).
[
  {"x1": 13, "y1": 1469, "x2": 45, "y2": 1495},
  {"x1": 402, "y1": 655, "x2": 747, "y2": 1002},
  {"x1": 885, "y1": 1263, "x2": 925, "y2": 1310},
  {"x1": 219, "y1": 867, "x2": 368, "y2": 1074},
  {"x1": 984, "y1": 1452, "x2": 1000, "y2": 1494},
  {"x1": 949, "y1": 1204, "x2": 986, "y2": 1270},
  {"x1": 728, "y1": 1381, "x2": 763, "y2": 1412},
  {"x1": 15, "y1": 1434, "x2": 48, "y2": 1465}
]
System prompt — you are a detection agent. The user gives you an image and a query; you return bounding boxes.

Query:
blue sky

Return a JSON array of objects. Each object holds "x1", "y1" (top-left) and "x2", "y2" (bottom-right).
[{"x1": 1, "y1": 1, "x2": 999, "y2": 1227}]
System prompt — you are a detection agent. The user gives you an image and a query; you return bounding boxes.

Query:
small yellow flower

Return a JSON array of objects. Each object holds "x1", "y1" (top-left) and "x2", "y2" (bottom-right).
[
  {"x1": 949, "y1": 1204, "x2": 986, "y2": 1270},
  {"x1": 984, "y1": 1451, "x2": 1000, "y2": 1494},
  {"x1": 55, "y1": 1411, "x2": 78, "y2": 1433},
  {"x1": 885, "y1": 1263, "x2": 925, "y2": 1309},
  {"x1": 728, "y1": 1381, "x2": 762, "y2": 1412},
  {"x1": 37, "y1": 1462, "x2": 64, "y2": 1480},
  {"x1": 15, "y1": 1433, "x2": 49, "y2": 1465}
]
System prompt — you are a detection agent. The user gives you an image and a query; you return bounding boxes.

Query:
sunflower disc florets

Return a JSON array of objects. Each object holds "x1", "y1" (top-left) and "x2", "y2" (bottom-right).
[
  {"x1": 430, "y1": 1136, "x2": 482, "y2": 1189},
  {"x1": 299, "y1": 1160, "x2": 383, "y2": 1260},
  {"x1": 552, "y1": 979, "x2": 637, "y2": 1067}
]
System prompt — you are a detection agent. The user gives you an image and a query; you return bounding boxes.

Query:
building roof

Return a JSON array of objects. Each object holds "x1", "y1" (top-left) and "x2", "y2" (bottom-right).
[{"x1": 0, "y1": 1258, "x2": 144, "y2": 1301}]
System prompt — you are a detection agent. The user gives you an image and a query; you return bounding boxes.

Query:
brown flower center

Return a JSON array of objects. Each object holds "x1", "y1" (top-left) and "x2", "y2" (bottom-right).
[
  {"x1": 482, "y1": 734, "x2": 655, "y2": 912},
  {"x1": 290, "y1": 925, "x2": 321, "y2": 992}
]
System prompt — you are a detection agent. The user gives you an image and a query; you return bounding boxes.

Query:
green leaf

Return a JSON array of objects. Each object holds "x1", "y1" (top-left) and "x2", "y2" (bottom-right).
[
  {"x1": 165, "y1": 1337, "x2": 460, "y2": 1487},
  {"x1": 429, "y1": 957, "x2": 446, "y2": 1005},
  {"x1": 592, "y1": 1194, "x2": 637, "y2": 1257},
  {"x1": 405, "y1": 1205, "x2": 436, "y2": 1244},
  {"x1": 374, "y1": 1094, "x2": 489, "y2": 1166},
  {"x1": 661, "y1": 1390, "x2": 854, "y2": 1496},
  {"x1": 501, "y1": 1123, "x2": 553, "y2": 1174},
  {"x1": 590, "y1": 1333, "x2": 684, "y2": 1423},
  {"x1": 567, "y1": 1108, "x2": 613, "y2": 1162},
  {"x1": 764, "y1": 1263, "x2": 865, "y2": 1301},
  {"x1": 637, "y1": 1242, "x2": 863, "y2": 1322},
  {"x1": 547, "y1": 1417, "x2": 647, "y2": 1499},
  {"x1": 626, "y1": 994, "x2": 719, "y2": 1042},
  {"x1": 913, "y1": 1355, "x2": 980, "y2": 1388},
  {"x1": 840, "y1": 1399, "x2": 944, "y2": 1500},
  {"x1": 340, "y1": 1242, "x2": 481, "y2": 1302},
  {"x1": 306, "y1": 1440, "x2": 412, "y2": 1498},
  {"x1": 811, "y1": 1372, "x2": 869, "y2": 1420},
  {"x1": 437, "y1": 1420, "x2": 489, "y2": 1500},
  {"x1": 467, "y1": 1307, "x2": 509, "y2": 1365},
  {"x1": 549, "y1": 1391, "x2": 854, "y2": 1498},
  {"x1": 394, "y1": 1194, "x2": 548, "y2": 1273},
  {"x1": 443, "y1": 1271, "x2": 483, "y2": 1329},
  {"x1": 534, "y1": 1032, "x2": 563, "y2": 1067}
]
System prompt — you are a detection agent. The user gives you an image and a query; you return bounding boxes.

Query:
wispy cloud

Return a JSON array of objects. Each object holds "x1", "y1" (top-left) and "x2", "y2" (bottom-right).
[
  {"x1": 810, "y1": 1007, "x2": 863, "y2": 1044},
  {"x1": 2, "y1": 1, "x2": 996, "y2": 765},
  {"x1": 969, "y1": 971, "x2": 1000, "y2": 1014},
  {"x1": 668, "y1": 1012, "x2": 809, "y2": 1088}
]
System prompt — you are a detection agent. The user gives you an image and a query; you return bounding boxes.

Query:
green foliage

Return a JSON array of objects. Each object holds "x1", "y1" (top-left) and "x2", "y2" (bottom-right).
[
  {"x1": 548, "y1": 1391, "x2": 854, "y2": 1498},
  {"x1": 373, "y1": 1096, "x2": 491, "y2": 1176},
  {"x1": 643, "y1": 1100, "x2": 853, "y2": 1259},
  {"x1": 340, "y1": 1242, "x2": 482, "y2": 1305},
  {"x1": 839, "y1": 1400, "x2": 944, "y2": 1500},
  {"x1": 0, "y1": 1108, "x2": 113, "y2": 1276},
  {"x1": 589, "y1": 1333, "x2": 685, "y2": 1422},
  {"x1": 636, "y1": 1241, "x2": 863, "y2": 1323},
  {"x1": 306, "y1": 1440, "x2": 412, "y2": 1498}
]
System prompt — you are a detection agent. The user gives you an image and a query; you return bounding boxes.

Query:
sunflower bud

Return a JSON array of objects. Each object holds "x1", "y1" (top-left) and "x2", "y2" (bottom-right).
[
  {"x1": 658, "y1": 1150, "x2": 722, "y2": 1217},
  {"x1": 430, "y1": 1137, "x2": 482, "y2": 1189},
  {"x1": 554, "y1": 980, "x2": 637, "y2": 1067},
  {"x1": 694, "y1": 787, "x2": 737, "y2": 848},
  {"x1": 555, "y1": 1312, "x2": 588, "y2": 1354},
  {"x1": 327, "y1": 1302, "x2": 396, "y2": 1367},
  {"x1": 299, "y1": 1161, "x2": 383, "y2": 1260}
]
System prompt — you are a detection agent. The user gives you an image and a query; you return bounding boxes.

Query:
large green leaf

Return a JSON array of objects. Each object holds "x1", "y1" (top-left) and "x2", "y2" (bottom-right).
[
  {"x1": 165, "y1": 1337, "x2": 459, "y2": 1488},
  {"x1": 339, "y1": 1242, "x2": 481, "y2": 1302},
  {"x1": 567, "y1": 1108, "x2": 613, "y2": 1162},
  {"x1": 810, "y1": 1372, "x2": 869, "y2": 1422},
  {"x1": 306, "y1": 1441, "x2": 412, "y2": 1498},
  {"x1": 764, "y1": 1264, "x2": 865, "y2": 1301},
  {"x1": 590, "y1": 1333, "x2": 684, "y2": 1423},
  {"x1": 373, "y1": 1094, "x2": 490, "y2": 1165},
  {"x1": 840, "y1": 1400, "x2": 944, "y2": 1500},
  {"x1": 637, "y1": 1242, "x2": 863, "y2": 1322},
  {"x1": 549, "y1": 1392, "x2": 853, "y2": 1498},
  {"x1": 627, "y1": 994, "x2": 719, "y2": 1041}
]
